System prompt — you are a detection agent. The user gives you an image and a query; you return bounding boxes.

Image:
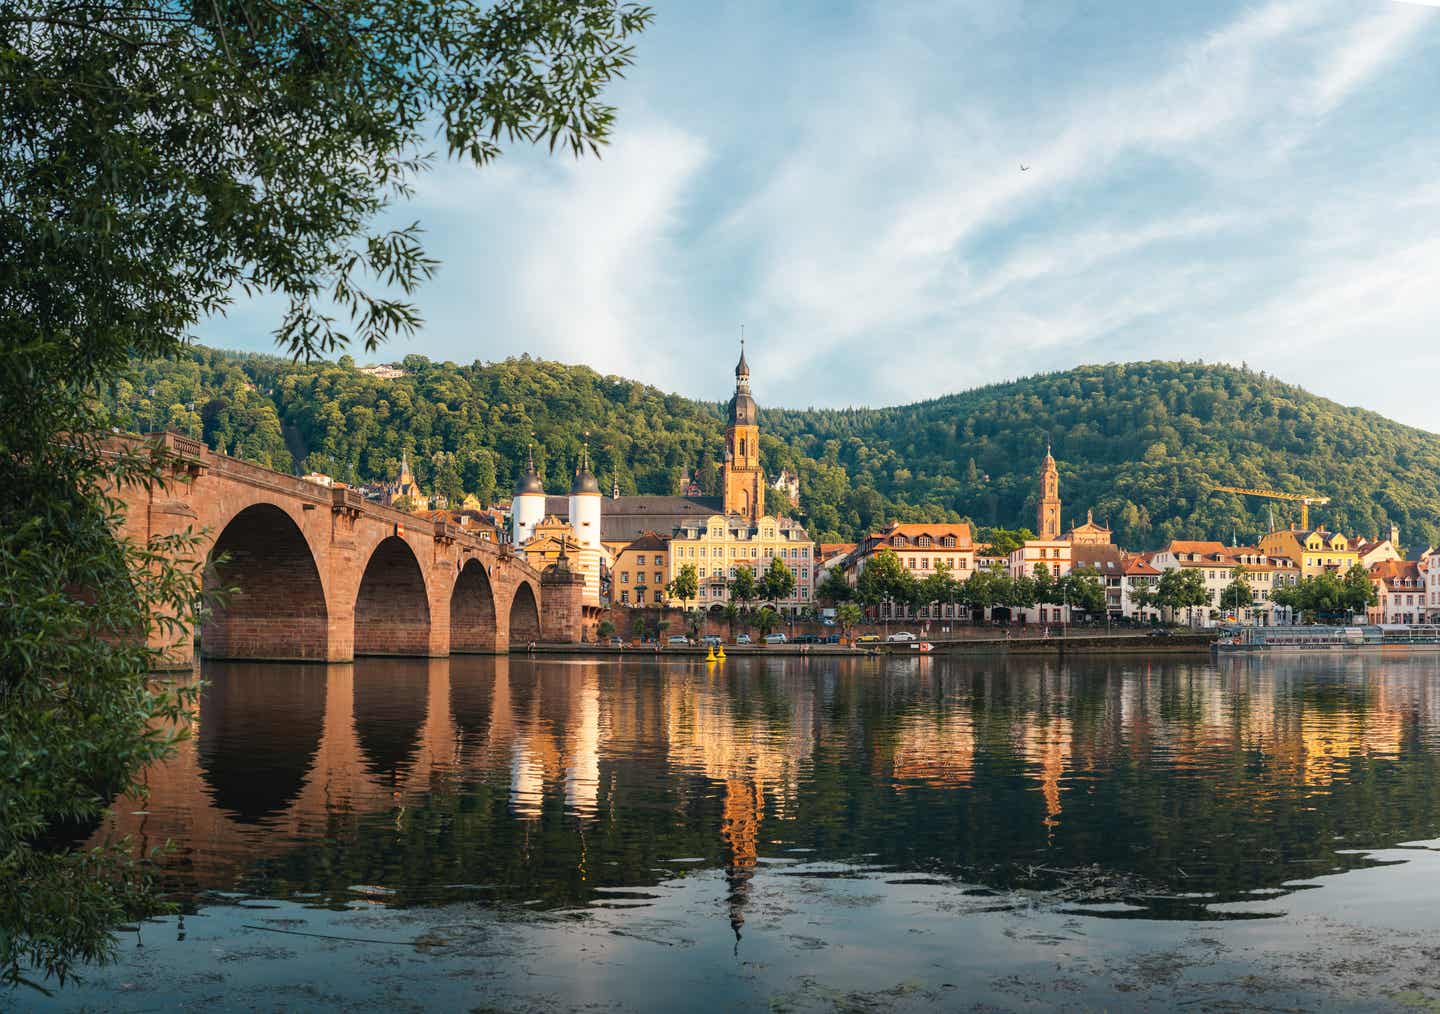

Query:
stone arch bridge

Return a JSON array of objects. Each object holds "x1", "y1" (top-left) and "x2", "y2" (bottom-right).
[{"x1": 114, "y1": 433, "x2": 583, "y2": 668}]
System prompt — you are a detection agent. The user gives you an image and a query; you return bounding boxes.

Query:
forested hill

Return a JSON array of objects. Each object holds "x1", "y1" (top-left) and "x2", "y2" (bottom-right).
[{"x1": 110, "y1": 349, "x2": 1440, "y2": 550}]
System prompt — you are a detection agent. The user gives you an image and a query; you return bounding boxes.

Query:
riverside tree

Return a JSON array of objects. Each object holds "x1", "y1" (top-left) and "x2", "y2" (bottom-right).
[
  {"x1": 0, "y1": 0, "x2": 651, "y2": 988},
  {"x1": 1219, "y1": 566, "x2": 1254, "y2": 613},
  {"x1": 760, "y1": 555, "x2": 796, "y2": 605},
  {"x1": 667, "y1": 563, "x2": 698, "y2": 613}
]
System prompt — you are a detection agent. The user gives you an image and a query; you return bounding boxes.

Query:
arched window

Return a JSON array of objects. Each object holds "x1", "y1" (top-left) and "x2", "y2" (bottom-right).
[{"x1": 739, "y1": 437, "x2": 747, "y2": 457}]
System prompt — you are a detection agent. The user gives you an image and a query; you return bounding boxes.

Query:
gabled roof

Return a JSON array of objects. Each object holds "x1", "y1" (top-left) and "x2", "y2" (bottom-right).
[
  {"x1": 620, "y1": 530, "x2": 671, "y2": 553},
  {"x1": 1164, "y1": 540, "x2": 1227, "y2": 556},
  {"x1": 870, "y1": 522, "x2": 973, "y2": 546},
  {"x1": 1370, "y1": 559, "x2": 1421, "y2": 586},
  {"x1": 1071, "y1": 544, "x2": 1126, "y2": 571},
  {"x1": 1124, "y1": 557, "x2": 1162, "y2": 576}
]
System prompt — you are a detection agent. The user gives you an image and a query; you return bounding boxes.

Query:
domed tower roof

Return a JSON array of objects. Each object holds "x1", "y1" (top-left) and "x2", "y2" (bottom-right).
[
  {"x1": 570, "y1": 445, "x2": 600, "y2": 495},
  {"x1": 729, "y1": 336, "x2": 757, "y2": 425},
  {"x1": 513, "y1": 446, "x2": 544, "y2": 497},
  {"x1": 729, "y1": 390, "x2": 758, "y2": 426}
]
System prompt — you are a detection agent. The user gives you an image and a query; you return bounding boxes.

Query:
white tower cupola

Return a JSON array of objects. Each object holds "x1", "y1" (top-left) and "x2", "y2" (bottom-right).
[
  {"x1": 511, "y1": 446, "x2": 546, "y2": 546},
  {"x1": 568, "y1": 442, "x2": 602, "y2": 554}
]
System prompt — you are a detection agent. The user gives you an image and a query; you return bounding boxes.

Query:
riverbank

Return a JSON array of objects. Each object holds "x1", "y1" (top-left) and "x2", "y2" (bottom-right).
[{"x1": 525, "y1": 631, "x2": 1216, "y2": 657}]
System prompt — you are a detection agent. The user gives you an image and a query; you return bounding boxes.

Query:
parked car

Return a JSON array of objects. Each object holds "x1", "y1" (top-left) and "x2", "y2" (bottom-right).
[
  {"x1": 886, "y1": 631, "x2": 917, "y2": 642},
  {"x1": 736, "y1": 633, "x2": 752, "y2": 644},
  {"x1": 763, "y1": 633, "x2": 787, "y2": 644},
  {"x1": 794, "y1": 633, "x2": 820, "y2": 645},
  {"x1": 609, "y1": 637, "x2": 625, "y2": 647},
  {"x1": 824, "y1": 634, "x2": 841, "y2": 644},
  {"x1": 667, "y1": 635, "x2": 691, "y2": 645},
  {"x1": 821, "y1": 618, "x2": 837, "y2": 627},
  {"x1": 702, "y1": 635, "x2": 723, "y2": 646},
  {"x1": 855, "y1": 633, "x2": 881, "y2": 644}
]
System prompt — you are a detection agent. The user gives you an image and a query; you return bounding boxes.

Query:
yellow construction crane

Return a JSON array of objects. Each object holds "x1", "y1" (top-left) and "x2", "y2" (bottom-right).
[{"x1": 1211, "y1": 485, "x2": 1331, "y2": 530}]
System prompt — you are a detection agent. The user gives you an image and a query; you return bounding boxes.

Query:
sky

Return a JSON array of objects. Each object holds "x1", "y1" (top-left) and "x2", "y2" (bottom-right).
[{"x1": 202, "y1": 0, "x2": 1440, "y2": 432}]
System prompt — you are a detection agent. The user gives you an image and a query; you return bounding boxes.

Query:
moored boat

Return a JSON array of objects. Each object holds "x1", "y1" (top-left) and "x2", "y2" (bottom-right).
[{"x1": 1213, "y1": 624, "x2": 1440, "y2": 653}]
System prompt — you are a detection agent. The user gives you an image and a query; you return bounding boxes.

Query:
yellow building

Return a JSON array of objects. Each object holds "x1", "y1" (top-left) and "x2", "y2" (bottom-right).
[
  {"x1": 1260, "y1": 527, "x2": 1360, "y2": 578},
  {"x1": 668, "y1": 513, "x2": 814, "y2": 612},
  {"x1": 610, "y1": 531, "x2": 671, "y2": 607}
]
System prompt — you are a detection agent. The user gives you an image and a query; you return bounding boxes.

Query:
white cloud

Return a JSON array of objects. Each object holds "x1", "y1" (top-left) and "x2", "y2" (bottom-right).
[
  {"x1": 719, "y1": 0, "x2": 1440, "y2": 418},
  {"x1": 1309, "y1": 2, "x2": 1429, "y2": 115}
]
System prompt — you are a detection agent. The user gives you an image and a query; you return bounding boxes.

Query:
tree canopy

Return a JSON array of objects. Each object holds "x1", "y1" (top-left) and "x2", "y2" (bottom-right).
[{"x1": 1, "y1": 0, "x2": 650, "y2": 989}]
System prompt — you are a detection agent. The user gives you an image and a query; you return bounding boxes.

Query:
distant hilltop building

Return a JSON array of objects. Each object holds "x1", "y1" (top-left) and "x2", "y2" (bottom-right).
[
  {"x1": 358, "y1": 362, "x2": 407, "y2": 380},
  {"x1": 772, "y1": 468, "x2": 800, "y2": 508}
]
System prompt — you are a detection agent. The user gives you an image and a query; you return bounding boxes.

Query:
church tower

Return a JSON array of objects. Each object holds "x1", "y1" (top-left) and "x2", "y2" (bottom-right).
[
  {"x1": 1037, "y1": 446, "x2": 1061, "y2": 540},
  {"x1": 722, "y1": 341, "x2": 765, "y2": 522}
]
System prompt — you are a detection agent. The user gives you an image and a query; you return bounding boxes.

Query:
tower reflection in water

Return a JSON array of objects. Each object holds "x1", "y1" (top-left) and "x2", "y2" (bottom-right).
[{"x1": 94, "y1": 652, "x2": 1440, "y2": 923}]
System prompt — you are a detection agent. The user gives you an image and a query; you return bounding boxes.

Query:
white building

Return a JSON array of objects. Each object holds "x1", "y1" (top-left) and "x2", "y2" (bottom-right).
[
  {"x1": 1367, "y1": 560, "x2": 1426, "y2": 625},
  {"x1": 1149, "y1": 541, "x2": 1300, "y2": 627},
  {"x1": 1006, "y1": 538, "x2": 1073, "y2": 625},
  {"x1": 1426, "y1": 550, "x2": 1440, "y2": 622}
]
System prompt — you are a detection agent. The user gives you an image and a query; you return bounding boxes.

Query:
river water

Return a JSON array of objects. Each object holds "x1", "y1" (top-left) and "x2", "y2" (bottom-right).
[{"x1": 24, "y1": 652, "x2": 1440, "y2": 1011}]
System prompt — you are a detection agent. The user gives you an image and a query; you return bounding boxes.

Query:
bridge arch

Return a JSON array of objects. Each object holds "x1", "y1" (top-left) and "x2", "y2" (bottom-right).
[
  {"x1": 202, "y1": 503, "x2": 330, "y2": 660},
  {"x1": 355, "y1": 536, "x2": 432, "y2": 656},
  {"x1": 451, "y1": 559, "x2": 498, "y2": 653},
  {"x1": 509, "y1": 581, "x2": 541, "y2": 645}
]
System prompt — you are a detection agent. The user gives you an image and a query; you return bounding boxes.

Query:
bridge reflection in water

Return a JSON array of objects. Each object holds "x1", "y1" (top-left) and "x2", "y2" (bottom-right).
[{"x1": 96, "y1": 653, "x2": 1440, "y2": 921}]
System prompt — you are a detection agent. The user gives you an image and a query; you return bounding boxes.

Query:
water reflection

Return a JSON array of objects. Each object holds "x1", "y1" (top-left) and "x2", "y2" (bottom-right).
[{"x1": 95, "y1": 652, "x2": 1440, "y2": 920}]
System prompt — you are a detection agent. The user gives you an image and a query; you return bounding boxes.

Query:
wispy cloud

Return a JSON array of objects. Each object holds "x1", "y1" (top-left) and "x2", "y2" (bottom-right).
[{"x1": 202, "y1": 1, "x2": 1440, "y2": 431}]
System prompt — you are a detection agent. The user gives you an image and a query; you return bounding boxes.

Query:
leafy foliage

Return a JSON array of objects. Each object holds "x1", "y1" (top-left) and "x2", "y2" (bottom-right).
[
  {"x1": 112, "y1": 353, "x2": 1440, "y2": 549},
  {"x1": 667, "y1": 563, "x2": 698, "y2": 609},
  {"x1": 2, "y1": 0, "x2": 650, "y2": 990},
  {"x1": 1273, "y1": 566, "x2": 1378, "y2": 622}
]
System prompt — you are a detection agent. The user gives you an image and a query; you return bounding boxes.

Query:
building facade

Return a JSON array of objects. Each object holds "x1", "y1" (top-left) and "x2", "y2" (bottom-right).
[
  {"x1": 1368, "y1": 560, "x2": 1427, "y2": 625},
  {"x1": 668, "y1": 513, "x2": 814, "y2": 612},
  {"x1": 1259, "y1": 527, "x2": 1360, "y2": 578},
  {"x1": 611, "y1": 531, "x2": 671, "y2": 607},
  {"x1": 1424, "y1": 550, "x2": 1440, "y2": 621},
  {"x1": 840, "y1": 522, "x2": 977, "y2": 622},
  {"x1": 1150, "y1": 541, "x2": 1300, "y2": 626}
]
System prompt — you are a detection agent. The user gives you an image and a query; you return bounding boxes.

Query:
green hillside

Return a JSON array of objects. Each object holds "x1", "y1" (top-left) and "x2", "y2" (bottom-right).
[{"x1": 109, "y1": 348, "x2": 1440, "y2": 550}]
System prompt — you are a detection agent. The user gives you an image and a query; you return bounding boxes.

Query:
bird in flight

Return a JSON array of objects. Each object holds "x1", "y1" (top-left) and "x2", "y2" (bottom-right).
[{"x1": 1019, "y1": 163, "x2": 1030, "y2": 171}]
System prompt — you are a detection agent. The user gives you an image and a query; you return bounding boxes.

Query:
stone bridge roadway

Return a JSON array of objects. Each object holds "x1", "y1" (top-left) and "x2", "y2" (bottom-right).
[{"x1": 114, "y1": 432, "x2": 584, "y2": 668}]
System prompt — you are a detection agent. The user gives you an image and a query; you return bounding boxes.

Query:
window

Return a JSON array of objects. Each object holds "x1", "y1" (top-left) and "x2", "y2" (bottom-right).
[
  {"x1": 655, "y1": 572, "x2": 663, "y2": 584},
  {"x1": 942, "y1": 536, "x2": 956, "y2": 548},
  {"x1": 801, "y1": 568, "x2": 808, "y2": 579},
  {"x1": 621, "y1": 590, "x2": 630, "y2": 604},
  {"x1": 621, "y1": 572, "x2": 630, "y2": 584},
  {"x1": 699, "y1": 568, "x2": 707, "y2": 578},
  {"x1": 917, "y1": 535, "x2": 931, "y2": 548}
]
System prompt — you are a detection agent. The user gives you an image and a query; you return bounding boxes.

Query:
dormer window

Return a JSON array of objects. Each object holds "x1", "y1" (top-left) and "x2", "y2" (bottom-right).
[
  {"x1": 941, "y1": 536, "x2": 956, "y2": 548},
  {"x1": 917, "y1": 535, "x2": 931, "y2": 548}
]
